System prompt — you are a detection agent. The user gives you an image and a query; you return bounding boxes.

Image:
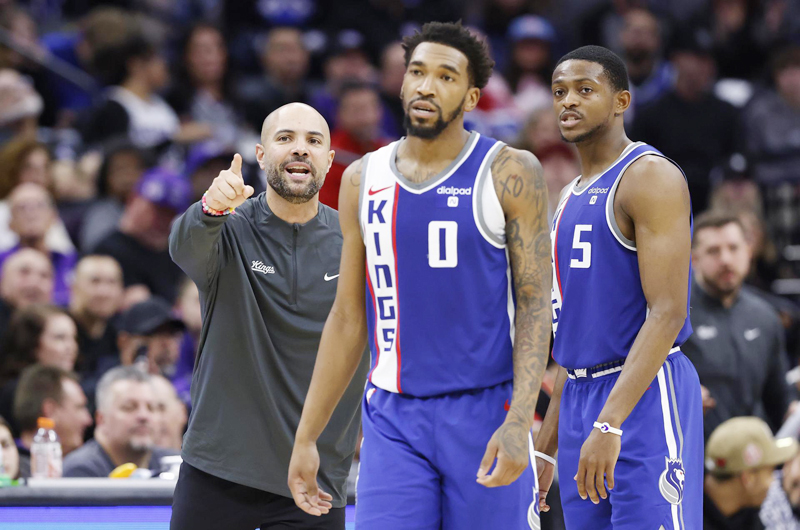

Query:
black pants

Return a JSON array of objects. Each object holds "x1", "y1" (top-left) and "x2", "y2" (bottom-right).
[{"x1": 170, "y1": 462, "x2": 345, "y2": 530}]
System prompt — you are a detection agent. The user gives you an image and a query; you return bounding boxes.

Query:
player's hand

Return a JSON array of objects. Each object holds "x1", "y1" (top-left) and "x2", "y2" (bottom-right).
[
  {"x1": 205, "y1": 154, "x2": 255, "y2": 211},
  {"x1": 288, "y1": 440, "x2": 333, "y2": 516},
  {"x1": 477, "y1": 420, "x2": 530, "y2": 488},
  {"x1": 575, "y1": 428, "x2": 620, "y2": 504},
  {"x1": 536, "y1": 455, "x2": 555, "y2": 512}
]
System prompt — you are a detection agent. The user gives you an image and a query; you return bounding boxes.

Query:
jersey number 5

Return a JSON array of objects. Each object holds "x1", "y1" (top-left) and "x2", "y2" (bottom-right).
[
  {"x1": 428, "y1": 221, "x2": 458, "y2": 268},
  {"x1": 570, "y1": 224, "x2": 592, "y2": 269}
]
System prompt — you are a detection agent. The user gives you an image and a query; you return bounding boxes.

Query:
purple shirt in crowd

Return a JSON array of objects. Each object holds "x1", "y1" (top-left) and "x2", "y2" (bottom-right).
[{"x1": 0, "y1": 245, "x2": 77, "y2": 307}]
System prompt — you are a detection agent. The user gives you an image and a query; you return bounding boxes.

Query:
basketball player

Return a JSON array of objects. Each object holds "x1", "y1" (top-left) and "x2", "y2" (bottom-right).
[
  {"x1": 287, "y1": 22, "x2": 552, "y2": 529},
  {"x1": 535, "y1": 46, "x2": 703, "y2": 529}
]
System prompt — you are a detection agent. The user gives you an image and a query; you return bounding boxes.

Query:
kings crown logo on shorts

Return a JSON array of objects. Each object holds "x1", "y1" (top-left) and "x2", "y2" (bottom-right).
[
  {"x1": 436, "y1": 185, "x2": 472, "y2": 196},
  {"x1": 659, "y1": 457, "x2": 685, "y2": 505}
]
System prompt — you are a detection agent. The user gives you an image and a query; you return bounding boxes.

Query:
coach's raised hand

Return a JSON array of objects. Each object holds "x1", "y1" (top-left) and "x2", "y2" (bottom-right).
[{"x1": 205, "y1": 153, "x2": 254, "y2": 211}]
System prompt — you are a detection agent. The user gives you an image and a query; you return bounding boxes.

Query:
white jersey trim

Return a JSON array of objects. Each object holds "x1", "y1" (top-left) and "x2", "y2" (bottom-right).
[
  {"x1": 604, "y1": 151, "x2": 664, "y2": 252},
  {"x1": 388, "y1": 132, "x2": 480, "y2": 195},
  {"x1": 473, "y1": 141, "x2": 507, "y2": 249},
  {"x1": 571, "y1": 142, "x2": 644, "y2": 196}
]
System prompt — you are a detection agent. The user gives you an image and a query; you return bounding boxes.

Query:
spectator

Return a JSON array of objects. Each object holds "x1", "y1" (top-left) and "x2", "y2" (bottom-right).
[
  {"x1": 150, "y1": 375, "x2": 186, "y2": 451},
  {"x1": 633, "y1": 30, "x2": 739, "y2": 211},
  {"x1": 504, "y1": 15, "x2": 557, "y2": 117},
  {"x1": 69, "y1": 256, "x2": 123, "y2": 379},
  {"x1": 682, "y1": 211, "x2": 794, "y2": 440},
  {"x1": 707, "y1": 157, "x2": 783, "y2": 293},
  {"x1": 39, "y1": 7, "x2": 132, "y2": 125},
  {"x1": 378, "y1": 42, "x2": 407, "y2": 138},
  {"x1": 183, "y1": 146, "x2": 242, "y2": 204},
  {"x1": 0, "y1": 138, "x2": 51, "y2": 198},
  {"x1": 0, "y1": 69, "x2": 43, "y2": 142},
  {"x1": 63, "y1": 366, "x2": 176, "y2": 477},
  {"x1": 0, "y1": 8, "x2": 45, "y2": 74},
  {"x1": 318, "y1": 83, "x2": 389, "y2": 209},
  {"x1": 0, "y1": 138, "x2": 76, "y2": 255},
  {"x1": 578, "y1": 0, "x2": 641, "y2": 54},
  {"x1": 0, "y1": 248, "x2": 54, "y2": 342},
  {"x1": 741, "y1": 46, "x2": 800, "y2": 186},
  {"x1": 516, "y1": 107, "x2": 564, "y2": 156},
  {"x1": 761, "y1": 453, "x2": 800, "y2": 529},
  {"x1": 704, "y1": 416, "x2": 798, "y2": 529},
  {"x1": 0, "y1": 415, "x2": 19, "y2": 479},
  {"x1": 82, "y1": 32, "x2": 208, "y2": 151},
  {"x1": 167, "y1": 23, "x2": 245, "y2": 151},
  {"x1": 79, "y1": 141, "x2": 149, "y2": 252},
  {"x1": 13, "y1": 365, "x2": 92, "y2": 477},
  {"x1": 309, "y1": 29, "x2": 377, "y2": 128},
  {"x1": 538, "y1": 143, "x2": 580, "y2": 222},
  {"x1": 238, "y1": 27, "x2": 312, "y2": 132},
  {"x1": 117, "y1": 297, "x2": 185, "y2": 383},
  {"x1": 696, "y1": 0, "x2": 767, "y2": 80},
  {"x1": 0, "y1": 304, "x2": 79, "y2": 429},
  {"x1": 0, "y1": 183, "x2": 77, "y2": 306},
  {"x1": 92, "y1": 168, "x2": 189, "y2": 305},
  {"x1": 620, "y1": 8, "x2": 673, "y2": 110},
  {"x1": 0, "y1": 8, "x2": 52, "y2": 127},
  {"x1": 0, "y1": 304, "x2": 79, "y2": 382}
]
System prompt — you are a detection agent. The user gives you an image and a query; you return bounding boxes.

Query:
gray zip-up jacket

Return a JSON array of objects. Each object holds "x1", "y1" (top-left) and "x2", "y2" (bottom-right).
[
  {"x1": 682, "y1": 281, "x2": 792, "y2": 440},
  {"x1": 169, "y1": 194, "x2": 367, "y2": 507}
]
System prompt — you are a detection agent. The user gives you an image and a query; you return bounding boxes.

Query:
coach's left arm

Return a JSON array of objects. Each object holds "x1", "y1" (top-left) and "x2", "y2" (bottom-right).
[
  {"x1": 477, "y1": 146, "x2": 551, "y2": 488},
  {"x1": 575, "y1": 156, "x2": 691, "y2": 505}
]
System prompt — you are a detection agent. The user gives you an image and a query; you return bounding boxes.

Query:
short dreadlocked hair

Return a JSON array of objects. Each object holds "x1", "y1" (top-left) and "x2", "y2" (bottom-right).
[
  {"x1": 401, "y1": 21, "x2": 494, "y2": 89},
  {"x1": 556, "y1": 45, "x2": 630, "y2": 92}
]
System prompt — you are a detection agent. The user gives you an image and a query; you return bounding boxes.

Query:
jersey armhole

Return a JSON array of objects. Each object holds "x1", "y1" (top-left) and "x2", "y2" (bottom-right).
[
  {"x1": 605, "y1": 152, "x2": 689, "y2": 252},
  {"x1": 473, "y1": 142, "x2": 507, "y2": 248}
]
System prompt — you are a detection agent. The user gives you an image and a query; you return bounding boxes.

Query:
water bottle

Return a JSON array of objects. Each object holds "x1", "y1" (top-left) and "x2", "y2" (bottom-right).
[{"x1": 30, "y1": 417, "x2": 62, "y2": 478}]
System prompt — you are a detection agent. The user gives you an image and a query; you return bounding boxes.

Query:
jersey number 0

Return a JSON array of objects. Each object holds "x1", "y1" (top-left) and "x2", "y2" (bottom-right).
[{"x1": 429, "y1": 221, "x2": 458, "y2": 268}]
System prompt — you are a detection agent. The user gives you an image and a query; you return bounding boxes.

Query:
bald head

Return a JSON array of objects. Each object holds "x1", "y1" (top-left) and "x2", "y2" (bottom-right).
[
  {"x1": 260, "y1": 103, "x2": 331, "y2": 148},
  {"x1": 0, "y1": 248, "x2": 53, "y2": 308},
  {"x1": 256, "y1": 103, "x2": 335, "y2": 206}
]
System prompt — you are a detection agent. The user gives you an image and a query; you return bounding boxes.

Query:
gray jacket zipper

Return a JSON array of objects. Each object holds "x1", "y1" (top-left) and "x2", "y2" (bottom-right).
[{"x1": 292, "y1": 224, "x2": 299, "y2": 306}]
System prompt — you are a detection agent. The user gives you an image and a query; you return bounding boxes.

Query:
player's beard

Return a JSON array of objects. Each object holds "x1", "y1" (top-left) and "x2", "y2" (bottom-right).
[
  {"x1": 266, "y1": 156, "x2": 322, "y2": 204},
  {"x1": 403, "y1": 95, "x2": 465, "y2": 139}
]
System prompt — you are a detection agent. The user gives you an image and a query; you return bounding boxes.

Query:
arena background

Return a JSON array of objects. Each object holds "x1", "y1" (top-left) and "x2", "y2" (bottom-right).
[{"x1": 0, "y1": 0, "x2": 799, "y2": 528}]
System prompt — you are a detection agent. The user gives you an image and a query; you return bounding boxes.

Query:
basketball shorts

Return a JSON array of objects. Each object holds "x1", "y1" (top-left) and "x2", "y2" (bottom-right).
[
  {"x1": 558, "y1": 350, "x2": 703, "y2": 529},
  {"x1": 356, "y1": 380, "x2": 540, "y2": 530}
]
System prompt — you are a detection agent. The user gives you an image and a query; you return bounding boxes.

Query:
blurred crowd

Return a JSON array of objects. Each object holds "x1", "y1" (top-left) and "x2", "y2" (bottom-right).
[{"x1": 0, "y1": 0, "x2": 799, "y2": 526}]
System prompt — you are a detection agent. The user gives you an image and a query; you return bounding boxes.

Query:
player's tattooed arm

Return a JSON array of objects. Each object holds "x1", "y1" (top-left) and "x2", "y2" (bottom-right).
[{"x1": 477, "y1": 146, "x2": 551, "y2": 488}]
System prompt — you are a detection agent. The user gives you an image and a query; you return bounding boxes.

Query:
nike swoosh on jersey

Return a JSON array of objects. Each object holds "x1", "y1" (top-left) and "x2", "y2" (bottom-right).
[
  {"x1": 324, "y1": 273, "x2": 340, "y2": 281},
  {"x1": 368, "y1": 185, "x2": 393, "y2": 196}
]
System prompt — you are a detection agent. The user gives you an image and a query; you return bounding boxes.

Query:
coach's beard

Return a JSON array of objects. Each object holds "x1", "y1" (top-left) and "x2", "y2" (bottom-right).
[
  {"x1": 266, "y1": 156, "x2": 322, "y2": 204},
  {"x1": 404, "y1": 96, "x2": 464, "y2": 139}
]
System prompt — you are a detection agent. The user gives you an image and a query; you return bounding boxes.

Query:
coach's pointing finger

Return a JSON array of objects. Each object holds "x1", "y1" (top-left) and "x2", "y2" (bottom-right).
[{"x1": 230, "y1": 153, "x2": 243, "y2": 176}]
